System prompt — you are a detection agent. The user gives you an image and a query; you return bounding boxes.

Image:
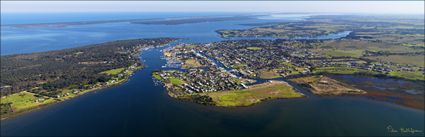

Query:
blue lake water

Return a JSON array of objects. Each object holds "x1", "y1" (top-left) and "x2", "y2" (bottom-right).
[{"x1": 1, "y1": 13, "x2": 424, "y2": 136}]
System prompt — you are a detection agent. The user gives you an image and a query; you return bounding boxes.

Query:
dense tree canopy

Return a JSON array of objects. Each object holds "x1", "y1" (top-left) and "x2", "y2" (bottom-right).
[{"x1": 1, "y1": 38, "x2": 176, "y2": 97}]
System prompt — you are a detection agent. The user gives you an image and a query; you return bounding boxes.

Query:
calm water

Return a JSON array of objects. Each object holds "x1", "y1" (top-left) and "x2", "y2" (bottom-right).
[
  {"x1": 1, "y1": 12, "x2": 263, "y2": 55},
  {"x1": 1, "y1": 13, "x2": 424, "y2": 136}
]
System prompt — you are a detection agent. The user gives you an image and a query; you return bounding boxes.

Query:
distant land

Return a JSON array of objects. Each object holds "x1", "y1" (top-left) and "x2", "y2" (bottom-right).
[
  {"x1": 132, "y1": 15, "x2": 254, "y2": 25},
  {"x1": 2, "y1": 15, "x2": 257, "y2": 28}
]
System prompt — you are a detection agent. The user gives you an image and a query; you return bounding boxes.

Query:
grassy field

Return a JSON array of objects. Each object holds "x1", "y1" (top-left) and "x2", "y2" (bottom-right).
[
  {"x1": 314, "y1": 67, "x2": 424, "y2": 81},
  {"x1": 169, "y1": 77, "x2": 185, "y2": 86},
  {"x1": 290, "y1": 75, "x2": 366, "y2": 95},
  {"x1": 230, "y1": 78, "x2": 242, "y2": 84},
  {"x1": 1, "y1": 68, "x2": 137, "y2": 119},
  {"x1": 367, "y1": 55, "x2": 425, "y2": 67},
  {"x1": 152, "y1": 72, "x2": 163, "y2": 80},
  {"x1": 281, "y1": 61, "x2": 305, "y2": 72},
  {"x1": 313, "y1": 67, "x2": 377, "y2": 75},
  {"x1": 320, "y1": 40, "x2": 416, "y2": 53},
  {"x1": 203, "y1": 81, "x2": 304, "y2": 107},
  {"x1": 0, "y1": 91, "x2": 56, "y2": 114},
  {"x1": 258, "y1": 69, "x2": 281, "y2": 79},
  {"x1": 100, "y1": 68, "x2": 125, "y2": 75},
  {"x1": 152, "y1": 71, "x2": 185, "y2": 86},
  {"x1": 290, "y1": 76, "x2": 319, "y2": 83},
  {"x1": 389, "y1": 71, "x2": 425, "y2": 81}
]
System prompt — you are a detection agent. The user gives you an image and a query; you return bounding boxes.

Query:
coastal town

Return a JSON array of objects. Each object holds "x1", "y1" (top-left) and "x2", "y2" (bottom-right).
[
  {"x1": 154, "y1": 43, "x2": 307, "y2": 106},
  {"x1": 158, "y1": 39, "x2": 424, "y2": 84},
  {"x1": 1, "y1": 1, "x2": 425, "y2": 136},
  {"x1": 154, "y1": 45, "x2": 253, "y2": 97},
  {"x1": 153, "y1": 37, "x2": 424, "y2": 107}
]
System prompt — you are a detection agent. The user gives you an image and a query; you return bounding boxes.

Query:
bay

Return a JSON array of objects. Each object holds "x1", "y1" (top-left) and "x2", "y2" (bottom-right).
[{"x1": 1, "y1": 12, "x2": 423, "y2": 136}]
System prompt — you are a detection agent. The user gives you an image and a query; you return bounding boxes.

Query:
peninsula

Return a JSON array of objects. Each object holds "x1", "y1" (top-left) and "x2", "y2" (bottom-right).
[{"x1": 0, "y1": 38, "x2": 176, "y2": 119}]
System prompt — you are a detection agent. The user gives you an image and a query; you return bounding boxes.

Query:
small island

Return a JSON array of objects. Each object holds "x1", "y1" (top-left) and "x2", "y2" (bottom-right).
[{"x1": 0, "y1": 38, "x2": 176, "y2": 119}]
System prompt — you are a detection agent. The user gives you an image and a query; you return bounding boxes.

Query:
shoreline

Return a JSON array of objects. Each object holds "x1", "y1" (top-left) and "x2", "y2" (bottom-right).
[
  {"x1": 292, "y1": 74, "x2": 424, "y2": 111},
  {"x1": 153, "y1": 42, "x2": 424, "y2": 109},
  {"x1": 0, "y1": 65, "x2": 142, "y2": 121},
  {"x1": 153, "y1": 71, "x2": 305, "y2": 107},
  {"x1": 1, "y1": 38, "x2": 177, "y2": 121},
  {"x1": 154, "y1": 70, "x2": 424, "y2": 110}
]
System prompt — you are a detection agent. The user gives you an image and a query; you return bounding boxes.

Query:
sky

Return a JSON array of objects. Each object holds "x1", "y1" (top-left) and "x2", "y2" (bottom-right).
[{"x1": 1, "y1": 1, "x2": 424, "y2": 14}]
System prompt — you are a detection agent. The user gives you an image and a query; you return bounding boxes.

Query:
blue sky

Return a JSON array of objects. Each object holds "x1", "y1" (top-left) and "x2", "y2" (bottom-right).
[{"x1": 1, "y1": 1, "x2": 424, "y2": 14}]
